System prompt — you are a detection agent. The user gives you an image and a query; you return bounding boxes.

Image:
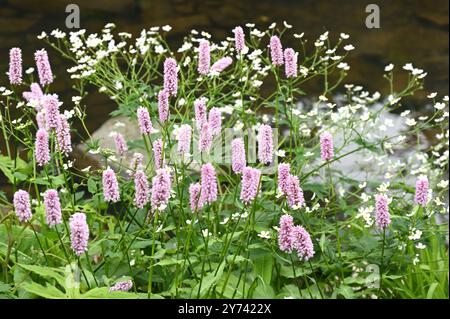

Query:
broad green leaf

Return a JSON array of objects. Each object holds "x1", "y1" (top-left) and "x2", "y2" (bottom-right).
[{"x1": 21, "y1": 282, "x2": 66, "y2": 299}]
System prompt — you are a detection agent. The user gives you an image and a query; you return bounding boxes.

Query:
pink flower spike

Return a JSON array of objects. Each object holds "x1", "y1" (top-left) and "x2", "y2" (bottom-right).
[
  {"x1": 231, "y1": 138, "x2": 246, "y2": 174},
  {"x1": 163, "y1": 57, "x2": 178, "y2": 97},
  {"x1": 286, "y1": 175, "x2": 305, "y2": 208},
  {"x1": 102, "y1": 167, "x2": 120, "y2": 203},
  {"x1": 270, "y1": 36, "x2": 284, "y2": 66},
  {"x1": 134, "y1": 169, "x2": 150, "y2": 209},
  {"x1": 291, "y1": 225, "x2": 314, "y2": 261},
  {"x1": 278, "y1": 163, "x2": 291, "y2": 195},
  {"x1": 35, "y1": 128, "x2": 50, "y2": 166},
  {"x1": 375, "y1": 194, "x2": 391, "y2": 229},
  {"x1": 189, "y1": 182, "x2": 202, "y2": 212},
  {"x1": 284, "y1": 48, "x2": 298, "y2": 78},
  {"x1": 110, "y1": 280, "x2": 133, "y2": 292},
  {"x1": 153, "y1": 138, "x2": 164, "y2": 170},
  {"x1": 233, "y1": 26, "x2": 245, "y2": 53},
  {"x1": 278, "y1": 214, "x2": 294, "y2": 253},
  {"x1": 56, "y1": 114, "x2": 72, "y2": 156},
  {"x1": 199, "y1": 121, "x2": 213, "y2": 153},
  {"x1": 414, "y1": 177, "x2": 429, "y2": 207},
  {"x1": 198, "y1": 40, "x2": 210, "y2": 75},
  {"x1": 320, "y1": 131, "x2": 334, "y2": 162},
  {"x1": 43, "y1": 94, "x2": 60, "y2": 130},
  {"x1": 137, "y1": 107, "x2": 153, "y2": 135},
  {"x1": 44, "y1": 189, "x2": 62, "y2": 226},
  {"x1": 208, "y1": 107, "x2": 222, "y2": 136},
  {"x1": 9, "y1": 47, "x2": 22, "y2": 85},
  {"x1": 69, "y1": 212, "x2": 89, "y2": 256},
  {"x1": 158, "y1": 90, "x2": 170, "y2": 123},
  {"x1": 35, "y1": 48, "x2": 53, "y2": 86},
  {"x1": 194, "y1": 97, "x2": 207, "y2": 129},
  {"x1": 200, "y1": 163, "x2": 218, "y2": 205},
  {"x1": 23, "y1": 83, "x2": 44, "y2": 111},
  {"x1": 240, "y1": 167, "x2": 261, "y2": 204},
  {"x1": 13, "y1": 190, "x2": 32, "y2": 223},
  {"x1": 210, "y1": 57, "x2": 233, "y2": 73},
  {"x1": 257, "y1": 124, "x2": 273, "y2": 164},
  {"x1": 113, "y1": 132, "x2": 128, "y2": 156},
  {"x1": 177, "y1": 124, "x2": 192, "y2": 156},
  {"x1": 151, "y1": 168, "x2": 172, "y2": 212}
]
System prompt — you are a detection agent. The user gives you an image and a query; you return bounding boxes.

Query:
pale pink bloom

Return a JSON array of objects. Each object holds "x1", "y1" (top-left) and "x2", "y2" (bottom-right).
[
  {"x1": 208, "y1": 107, "x2": 222, "y2": 136},
  {"x1": 198, "y1": 40, "x2": 210, "y2": 75},
  {"x1": 9, "y1": 47, "x2": 22, "y2": 85},
  {"x1": 284, "y1": 48, "x2": 297, "y2": 78},
  {"x1": 211, "y1": 57, "x2": 233, "y2": 73},
  {"x1": 151, "y1": 168, "x2": 171, "y2": 212},
  {"x1": 194, "y1": 97, "x2": 207, "y2": 129},
  {"x1": 113, "y1": 132, "x2": 128, "y2": 156},
  {"x1": 35, "y1": 48, "x2": 53, "y2": 86},
  {"x1": 110, "y1": 280, "x2": 133, "y2": 292},
  {"x1": 189, "y1": 182, "x2": 202, "y2": 212},
  {"x1": 158, "y1": 90, "x2": 169, "y2": 123},
  {"x1": 134, "y1": 169, "x2": 150, "y2": 209},
  {"x1": 414, "y1": 177, "x2": 429, "y2": 207},
  {"x1": 23, "y1": 83, "x2": 44, "y2": 111},
  {"x1": 320, "y1": 131, "x2": 334, "y2": 161},
  {"x1": 102, "y1": 167, "x2": 120, "y2": 203},
  {"x1": 286, "y1": 175, "x2": 305, "y2": 208},
  {"x1": 56, "y1": 114, "x2": 72, "y2": 156},
  {"x1": 163, "y1": 57, "x2": 178, "y2": 97},
  {"x1": 270, "y1": 36, "x2": 283, "y2": 66},
  {"x1": 153, "y1": 138, "x2": 163, "y2": 170},
  {"x1": 13, "y1": 190, "x2": 32, "y2": 223},
  {"x1": 278, "y1": 163, "x2": 291, "y2": 195},
  {"x1": 375, "y1": 194, "x2": 391, "y2": 229},
  {"x1": 177, "y1": 124, "x2": 192, "y2": 155},
  {"x1": 278, "y1": 214, "x2": 294, "y2": 253},
  {"x1": 137, "y1": 107, "x2": 153, "y2": 135},
  {"x1": 43, "y1": 94, "x2": 60, "y2": 130},
  {"x1": 233, "y1": 26, "x2": 245, "y2": 52},
  {"x1": 200, "y1": 163, "x2": 218, "y2": 205},
  {"x1": 199, "y1": 122, "x2": 213, "y2": 153},
  {"x1": 291, "y1": 225, "x2": 314, "y2": 260},
  {"x1": 257, "y1": 124, "x2": 273, "y2": 164},
  {"x1": 69, "y1": 213, "x2": 89, "y2": 256},
  {"x1": 36, "y1": 111, "x2": 46, "y2": 130},
  {"x1": 35, "y1": 128, "x2": 50, "y2": 166},
  {"x1": 43, "y1": 189, "x2": 62, "y2": 226},
  {"x1": 240, "y1": 167, "x2": 261, "y2": 204},
  {"x1": 231, "y1": 138, "x2": 246, "y2": 174}
]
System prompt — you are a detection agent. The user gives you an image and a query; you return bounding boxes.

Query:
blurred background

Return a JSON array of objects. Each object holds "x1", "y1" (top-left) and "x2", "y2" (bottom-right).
[{"x1": 0, "y1": 0, "x2": 448, "y2": 132}]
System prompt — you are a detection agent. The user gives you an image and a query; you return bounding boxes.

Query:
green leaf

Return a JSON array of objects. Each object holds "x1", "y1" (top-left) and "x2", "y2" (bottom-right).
[
  {"x1": 426, "y1": 283, "x2": 439, "y2": 299},
  {"x1": 193, "y1": 262, "x2": 225, "y2": 298},
  {"x1": 253, "y1": 255, "x2": 273, "y2": 285},
  {"x1": 82, "y1": 287, "x2": 140, "y2": 299},
  {"x1": 18, "y1": 264, "x2": 67, "y2": 288},
  {"x1": 21, "y1": 282, "x2": 66, "y2": 299}
]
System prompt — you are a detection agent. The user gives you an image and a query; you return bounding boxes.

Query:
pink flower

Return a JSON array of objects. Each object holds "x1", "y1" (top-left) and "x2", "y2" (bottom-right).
[
  {"x1": 375, "y1": 194, "x2": 391, "y2": 229},
  {"x1": 286, "y1": 175, "x2": 305, "y2": 208},
  {"x1": 277, "y1": 163, "x2": 291, "y2": 195},
  {"x1": 110, "y1": 280, "x2": 133, "y2": 292},
  {"x1": 284, "y1": 48, "x2": 297, "y2": 78},
  {"x1": 199, "y1": 122, "x2": 213, "y2": 153},
  {"x1": 35, "y1": 49, "x2": 53, "y2": 86},
  {"x1": 35, "y1": 128, "x2": 50, "y2": 166},
  {"x1": 113, "y1": 132, "x2": 128, "y2": 156},
  {"x1": 134, "y1": 169, "x2": 150, "y2": 209},
  {"x1": 208, "y1": 107, "x2": 222, "y2": 136},
  {"x1": 211, "y1": 57, "x2": 233, "y2": 73},
  {"x1": 43, "y1": 189, "x2": 62, "y2": 226},
  {"x1": 189, "y1": 182, "x2": 202, "y2": 212},
  {"x1": 320, "y1": 131, "x2": 334, "y2": 161},
  {"x1": 194, "y1": 97, "x2": 207, "y2": 129},
  {"x1": 131, "y1": 152, "x2": 144, "y2": 171},
  {"x1": 102, "y1": 167, "x2": 120, "y2": 203},
  {"x1": 158, "y1": 90, "x2": 169, "y2": 123},
  {"x1": 200, "y1": 163, "x2": 218, "y2": 205},
  {"x1": 151, "y1": 168, "x2": 172, "y2": 212},
  {"x1": 69, "y1": 213, "x2": 89, "y2": 256},
  {"x1": 23, "y1": 83, "x2": 44, "y2": 111},
  {"x1": 270, "y1": 36, "x2": 283, "y2": 66},
  {"x1": 198, "y1": 40, "x2": 210, "y2": 75},
  {"x1": 278, "y1": 214, "x2": 294, "y2": 253},
  {"x1": 137, "y1": 107, "x2": 153, "y2": 135},
  {"x1": 231, "y1": 138, "x2": 246, "y2": 174},
  {"x1": 153, "y1": 138, "x2": 164, "y2": 170},
  {"x1": 13, "y1": 190, "x2": 32, "y2": 223},
  {"x1": 36, "y1": 111, "x2": 46, "y2": 130},
  {"x1": 177, "y1": 124, "x2": 192, "y2": 155},
  {"x1": 257, "y1": 124, "x2": 273, "y2": 164},
  {"x1": 414, "y1": 177, "x2": 429, "y2": 207},
  {"x1": 291, "y1": 225, "x2": 314, "y2": 260},
  {"x1": 56, "y1": 114, "x2": 72, "y2": 156},
  {"x1": 240, "y1": 167, "x2": 261, "y2": 204},
  {"x1": 163, "y1": 57, "x2": 178, "y2": 97},
  {"x1": 9, "y1": 47, "x2": 22, "y2": 85},
  {"x1": 43, "y1": 94, "x2": 60, "y2": 130},
  {"x1": 233, "y1": 26, "x2": 245, "y2": 52}
]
